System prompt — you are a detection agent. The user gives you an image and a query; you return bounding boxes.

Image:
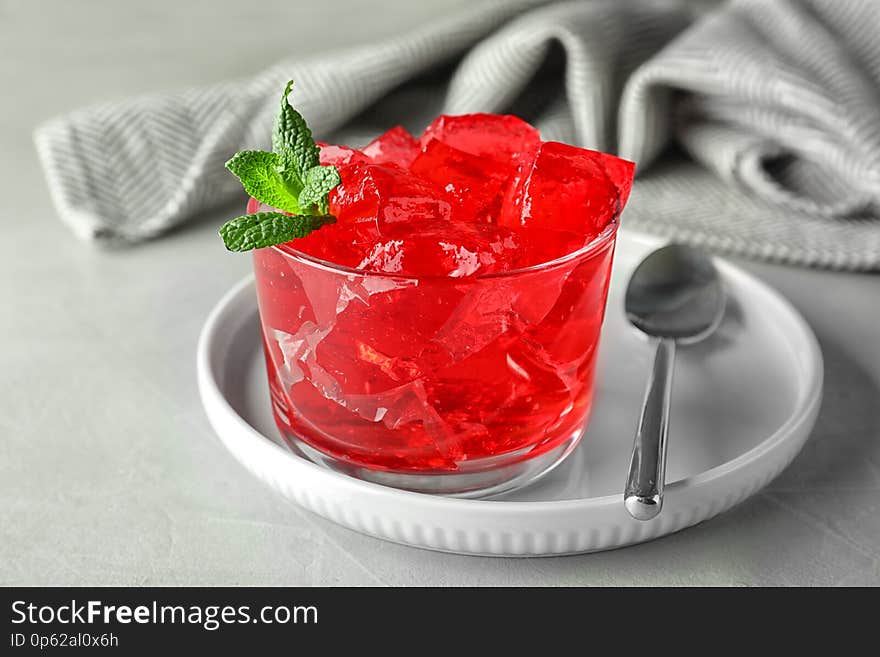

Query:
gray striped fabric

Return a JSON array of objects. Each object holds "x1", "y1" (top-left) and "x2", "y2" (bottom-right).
[{"x1": 34, "y1": 0, "x2": 880, "y2": 270}]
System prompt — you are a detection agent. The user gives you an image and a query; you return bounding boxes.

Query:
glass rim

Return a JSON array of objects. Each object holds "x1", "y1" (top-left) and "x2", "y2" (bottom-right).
[{"x1": 270, "y1": 217, "x2": 619, "y2": 281}]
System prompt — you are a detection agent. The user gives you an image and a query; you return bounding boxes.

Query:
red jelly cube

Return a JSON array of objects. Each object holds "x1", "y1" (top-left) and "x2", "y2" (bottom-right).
[
  {"x1": 357, "y1": 220, "x2": 523, "y2": 277},
  {"x1": 329, "y1": 163, "x2": 451, "y2": 232},
  {"x1": 290, "y1": 222, "x2": 379, "y2": 269},
  {"x1": 409, "y1": 139, "x2": 513, "y2": 223},
  {"x1": 318, "y1": 142, "x2": 369, "y2": 166},
  {"x1": 362, "y1": 126, "x2": 420, "y2": 168},
  {"x1": 499, "y1": 141, "x2": 633, "y2": 235},
  {"x1": 420, "y1": 114, "x2": 541, "y2": 165}
]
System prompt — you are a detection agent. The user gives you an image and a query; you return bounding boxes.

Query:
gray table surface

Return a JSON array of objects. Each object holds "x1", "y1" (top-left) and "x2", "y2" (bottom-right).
[{"x1": 2, "y1": 0, "x2": 879, "y2": 586}]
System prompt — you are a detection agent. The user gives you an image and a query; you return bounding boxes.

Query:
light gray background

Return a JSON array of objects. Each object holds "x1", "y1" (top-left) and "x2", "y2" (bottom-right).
[{"x1": 2, "y1": 0, "x2": 879, "y2": 586}]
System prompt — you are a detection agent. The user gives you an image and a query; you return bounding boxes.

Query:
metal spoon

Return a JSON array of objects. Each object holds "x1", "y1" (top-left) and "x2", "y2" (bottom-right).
[{"x1": 623, "y1": 244, "x2": 725, "y2": 521}]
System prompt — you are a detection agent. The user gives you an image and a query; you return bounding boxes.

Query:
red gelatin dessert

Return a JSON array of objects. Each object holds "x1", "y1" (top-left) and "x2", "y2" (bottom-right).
[{"x1": 251, "y1": 113, "x2": 635, "y2": 493}]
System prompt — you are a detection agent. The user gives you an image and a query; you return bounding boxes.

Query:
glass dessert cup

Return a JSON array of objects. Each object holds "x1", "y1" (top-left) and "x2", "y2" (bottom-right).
[{"x1": 252, "y1": 220, "x2": 618, "y2": 498}]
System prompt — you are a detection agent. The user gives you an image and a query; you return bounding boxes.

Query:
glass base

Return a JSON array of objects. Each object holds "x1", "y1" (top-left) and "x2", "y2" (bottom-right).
[{"x1": 278, "y1": 428, "x2": 584, "y2": 499}]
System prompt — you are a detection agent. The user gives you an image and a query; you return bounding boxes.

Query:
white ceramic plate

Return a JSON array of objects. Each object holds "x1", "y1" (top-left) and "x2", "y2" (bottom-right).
[{"x1": 197, "y1": 231, "x2": 823, "y2": 556}]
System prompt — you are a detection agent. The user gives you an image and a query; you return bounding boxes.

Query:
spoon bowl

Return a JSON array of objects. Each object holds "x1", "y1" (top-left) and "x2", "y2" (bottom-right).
[{"x1": 625, "y1": 244, "x2": 725, "y2": 343}]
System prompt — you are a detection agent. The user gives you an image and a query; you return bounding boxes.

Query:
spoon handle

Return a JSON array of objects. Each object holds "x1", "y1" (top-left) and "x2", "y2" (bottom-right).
[{"x1": 625, "y1": 337, "x2": 676, "y2": 520}]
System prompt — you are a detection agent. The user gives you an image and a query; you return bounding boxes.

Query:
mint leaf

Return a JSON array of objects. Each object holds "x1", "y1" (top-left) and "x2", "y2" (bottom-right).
[
  {"x1": 219, "y1": 212, "x2": 336, "y2": 252},
  {"x1": 298, "y1": 165, "x2": 341, "y2": 214},
  {"x1": 273, "y1": 80, "x2": 320, "y2": 181},
  {"x1": 220, "y1": 81, "x2": 342, "y2": 252},
  {"x1": 225, "y1": 151, "x2": 301, "y2": 213}
]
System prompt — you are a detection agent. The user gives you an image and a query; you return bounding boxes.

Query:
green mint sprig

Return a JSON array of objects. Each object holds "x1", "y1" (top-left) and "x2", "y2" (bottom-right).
[{"x1": 219, "y1": 81, "x2": 341, "y2": 251}]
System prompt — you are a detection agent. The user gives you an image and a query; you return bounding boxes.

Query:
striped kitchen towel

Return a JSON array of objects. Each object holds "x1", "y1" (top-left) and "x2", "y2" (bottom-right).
[{"x1": 34, "y1": 0, "x2": 880, "y2": 270}]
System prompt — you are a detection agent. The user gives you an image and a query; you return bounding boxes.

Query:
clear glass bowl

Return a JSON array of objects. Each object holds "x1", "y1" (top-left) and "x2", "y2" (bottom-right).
[{"x1": 252, "y1": 215, "x2": 618, "y2": 497}]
